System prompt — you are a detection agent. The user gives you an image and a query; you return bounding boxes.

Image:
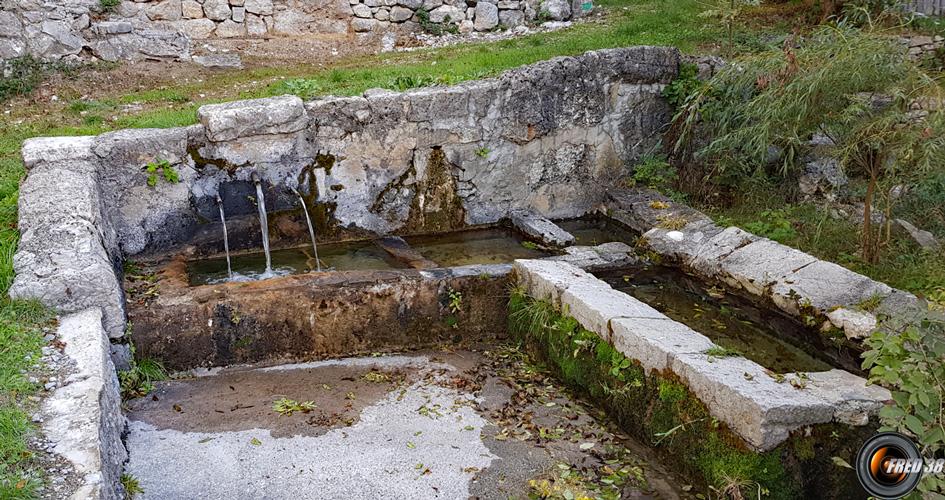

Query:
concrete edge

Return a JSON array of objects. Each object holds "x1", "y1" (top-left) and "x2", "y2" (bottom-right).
[{"x1": 41, "y1": 308, "x2": 127, "y2": 500}]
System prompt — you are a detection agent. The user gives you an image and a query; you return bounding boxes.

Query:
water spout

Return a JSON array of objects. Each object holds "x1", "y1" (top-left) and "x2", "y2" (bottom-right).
[
  {"x1": 291, "y1": 187, "x2": 321, "y2": 272},
  {"x1": 216, "y1": 194, "x2": 232, "y2": 280},
  {"x1": 252, "y1": 173, "x2": 273, "y2": 274}
]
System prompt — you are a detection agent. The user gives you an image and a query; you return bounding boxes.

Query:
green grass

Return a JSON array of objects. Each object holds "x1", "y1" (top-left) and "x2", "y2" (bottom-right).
[{"x1": 708, "y1": 198, "x2": 945, "y2": 299}]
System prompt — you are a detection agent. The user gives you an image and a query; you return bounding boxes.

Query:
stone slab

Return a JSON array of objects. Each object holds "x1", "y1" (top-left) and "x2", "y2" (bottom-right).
[
  {"x1": 560, "y1": 280, "x2": 664, "y2": 340},
  {"x1": 610, "y1": 317, "x2": 715, "y2": 373},
  {"x1": 770, "y1": 259, "x2": 892, "y2": 315},
  {"x1": 509, "y1": 209, "x2": 575, "y2": 247},
  {"x1": 41, "y1": 309, "x2": 126, "y2": 500},
  {"x1": 671, "y1": 353, "x2": 835, "y2": 451},
  {"x1": 718, "y1": 239, "x2": 818, "y2": 296},
  {"x1": 197, "y1": 95, "x2": 308, "y2": 142},
  {"x1": 511, "y1": 259, "x2": 601, "y2": 307}
]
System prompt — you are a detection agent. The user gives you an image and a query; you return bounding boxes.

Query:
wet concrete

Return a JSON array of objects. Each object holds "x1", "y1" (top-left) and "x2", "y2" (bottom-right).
[{"x1": 124, "y1": 348, "x2": 690, "y2": 499}]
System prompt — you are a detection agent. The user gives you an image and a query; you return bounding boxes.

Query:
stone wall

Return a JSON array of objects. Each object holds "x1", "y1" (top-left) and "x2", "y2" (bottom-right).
[
  {"x1": 0, "y1": 0, "x2": 592, "y2": 63},
  {"x1": 11, "y1": 46, "x2": 678, "y2": 337}
]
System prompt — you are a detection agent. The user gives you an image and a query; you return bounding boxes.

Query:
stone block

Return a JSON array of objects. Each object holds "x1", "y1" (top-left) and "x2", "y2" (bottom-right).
[
  {"x1": 512, "y1": 259, "x2": 598, "y2": 306},
  {"x1": 611, "y1": 317, "x2": 714, "y2": 373},
  {"x1": 21, "y1": 136, "x2": 96, "y2": 170},
  {"x1": 560, "y1": 281, "x2": 663, "y2": 339},
  {"x1": 389, "y1": 6, "x2": 413, "y2": 21},
  {"x1": 41, "y1": 309, "x2": 127, "y2": 500},
  {"x1": 770, "y1": 259, "x2": 892, "y2": 315},
  {"x1": 670, "y1": 353, "x2": 835, "y2": 451},
  {"x1": 718, "y1": 239, "x2": 818, "y2": 296},
  {"x1": 473, "y1": 1, "x2": 498, "y2": 30},
  {"x1": 182, "y1": 0, "x2": 205, "y2": 18},
  {"x1": 244, "y1": 0, "x2": 274, "y2": 15},
  {"x1": 197, "y1": 95, "x2": 307, "y2": 142},
  {"x1": 509, "y1": 209, "x2": 574, "y2": 247},
  {"x1": 203, "y1": 0, "x2": 232, "y2": 20}
]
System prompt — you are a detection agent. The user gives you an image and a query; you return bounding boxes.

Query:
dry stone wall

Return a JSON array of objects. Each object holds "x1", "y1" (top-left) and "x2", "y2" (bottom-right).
[
  {"x1": 11, "y1": 46, "x2": 678, "y2": 337},
  {"x1": 0, "y1": 0, "x2": 592, "y2": 64}
]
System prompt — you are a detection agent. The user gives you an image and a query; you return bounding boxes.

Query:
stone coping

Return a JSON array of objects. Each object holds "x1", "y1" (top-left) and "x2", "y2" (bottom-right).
[
  {"x1": 513, "y1": 259, "x2": 890, "y2": 451},
  {"x1": 607, "y1": 188, "x2": 928, "y2": 340},
  {"x1": 41, "y1": 308, "x2": 126, "y2": 500}
]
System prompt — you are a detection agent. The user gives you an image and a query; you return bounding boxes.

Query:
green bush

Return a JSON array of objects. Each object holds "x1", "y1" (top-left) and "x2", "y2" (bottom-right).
[
  {"x1": 863, "y1": 311, "x2": 945, "y2": 495},
  {"x1": 662, "y1": 62, "x2": 702, "y2": 109},
  {"x1": 0, "y1": 57, "x2": 45, "y2": 102}
]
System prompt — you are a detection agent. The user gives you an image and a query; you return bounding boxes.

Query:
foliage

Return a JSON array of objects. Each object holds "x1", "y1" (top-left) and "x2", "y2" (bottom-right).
[
  {"x1": 475, "y1": 147, "x2": 490, "y2": 158},
  {"x1": 100, "y1": 0, "x2": 121, "y2": 11},
  {"x1": 119, "y1": 356, "x2": 167, "y2": 400},
  {"x1": 628, "y1": 155, "x2": 677, "y2": 191},
  {"x1": 704, "y1": 345, "x2": 742, "y2": 360},
  {"x1": 416, "y1": 8, "x2": 459, "y2": 35},
  {"x1": 863, "y1": 311, "x2": 945, "y2": 495},
  {"x1": 662, "y1": 62, "x2": 702, "y2": 109},
  {"x1": 272, "y1": 398, "x2": 316, "y2": 416},
  {"x1": 447, "y1": 288, "x2": 463, "y2": 314},
  {"x1": 0, "y1": 57, "x2": 46, "y2": 102},
  {"x1": 742, "y1": 208, "x2": 798, "y2": 242},
  {"x1": 144, "y1": 159, "x2": 180, "y2": 187},
  {"x1": 275, "y1": 78, "x2": 322, "y2": 99},
  {"x1": 673, "y1": 26, "x2": 945, "y2": 262},
  {"x1": 699, "y1": 0, "x2": 761, "y2": 53},
  {"x1": 121, "y1": 473, "x2": 144, "y2": 498}
]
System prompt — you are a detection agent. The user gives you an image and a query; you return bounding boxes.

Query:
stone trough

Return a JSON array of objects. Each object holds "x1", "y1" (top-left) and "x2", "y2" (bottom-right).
[{"x1": 11, "y1": 45, "x2": 912, "y2": 497}]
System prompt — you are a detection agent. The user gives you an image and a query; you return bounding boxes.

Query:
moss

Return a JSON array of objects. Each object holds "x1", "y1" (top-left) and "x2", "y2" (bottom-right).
[
  {"x1": 315, "y1": 153, "x2": 335, "y2": 175},
  {"x1": 508, "y1": 290, "x2": 868, "y2": 498}
]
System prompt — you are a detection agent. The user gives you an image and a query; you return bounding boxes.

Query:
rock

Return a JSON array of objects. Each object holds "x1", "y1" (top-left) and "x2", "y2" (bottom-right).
[
  {"x1": 510, "y1": 209, "x2": 574, "y2": 247},
  {"x1": 11, "y1": 159, "x2": 126, "y2": 337},
  {"x1": 389, "y1": 6, "x2": 413, "y2": 21},
  {"x1": 429, "y1": 4, "x2": 463, "y2": 23},
  {"x1": 826, "y1": 308, "x2": 877, "y2": 340},
  {"x1": 146, "y1": 0, "x2": 183, "y2": 21},
  {"x1": 180, "y1": 18, "x2": 216, "y2": 38},
  {"x1": 798, "y1": 156, "x2": 847, "y2": 200},
  {"x1": 92, "y1": 21, "x2": 134, "y2": 35},
  {"x1": 214, "y1": 19, "x2": 245, "y2": 37},
  {"x1": 352, "y1": 4, "x2": 373, "y2": 17},
  {"x1": 351, "y1": 17, "x2": 377, "y2": 31},
  {"x1": 570, "y1": 0, "x2": 592, "y2": 17},
  {"x1": 422, "y1": 0, "x2": 444, "y2": 9},
  {"x1": 398, "y1": 0, "x2": 423, "y2": 8},
  {"x1": 458, "y1": 19, "x2": 474, "y2": 32},
  {"x1": 193, "y1": 54, "x2": 243, "y2": 69},
  {"x1": 203, "y1": 0, "x2": 232, "y2": 20},
  {"x1": 244, "y1": 0, "x2": 274, "y2": 15},
  {"x1": 894, "y1": 218, "x2": 940, "y2": 250},
  {"x1": 540, "y1": 0, "x2": 570, "y2": 20},
  {"x1": 38, "y1": 20, "x2": 85, "y2": 58},
  {"x1": 245, "y1": 13, "x2": 268, "y2": 35},
  {"x1": 473, "y1": 1, "x2": 498, "y2": 30},
  {"x1": 272, "y1": 10, "x2": 309, "y2": 35},
  {"x1": 232, "y1": 6, "x2": 246, "y2": 22},
  {"x1": 496, "y1": 0, "x2": 518, "y2": 8},
  {"x1": 109, "y1": 343, "x2": 133, "y2": 372},
  {"x1": 230, "y1": 0, "x2": 246, "y2": 5},
  {"x1": 197, "y1": 95, "x2": 308, "y2": 142},
  {"x1": 0, "y1": 11, "x2": 22, "y2": 39},
  {"x1": 374, "y1": 7, "x2": 390, "y2": 20},
  {"x1": 181, "y1": 0, "x2": 205, "y2": 18},
  {"x1": 612, "y1": 317, "x2": 714, "y2": 373},
  {"x1": 380, "y1": 31, "x2": 396, "y2": 52},
  {"x1": 498, "y1": 9, "x2": 523, "y2": 27}
]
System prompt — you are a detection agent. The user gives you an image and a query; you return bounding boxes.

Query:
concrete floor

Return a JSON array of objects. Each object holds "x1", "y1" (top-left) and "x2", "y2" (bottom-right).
[{"x1": 124, "y1": 348, "x2": 686, "y2": 499}]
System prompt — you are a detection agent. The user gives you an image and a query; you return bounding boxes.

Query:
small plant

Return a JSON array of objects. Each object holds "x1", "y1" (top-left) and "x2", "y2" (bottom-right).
[
  {"x1": 416, "y1": 8, "x2": 458, "y2": 35},
  {"x1": 144, "y1": 159, "x2": 180, "y2": 187},
  {"x1": 475, "y1": 147, "x2": 490, "y2": 158},
  {"x1": 0, "y1": 56, "x2": 46, "y2": 102},
  {"x1": 387, "y1": 74, "x2": 439, "y2": 91},
  {"x1": 272, "y1": 398, "x2": 316, "y2": 416},
  {"x1": 656, "y1": 214, "x2": 688, "y2": 230},
  {"x1": 649, "y1": 200, "x2": 670, "y2": 210},
  {"x1": 447, "y1": 288, "x2": 463, "y2": 314},
  {"x1": 662, "y1": 62, "x2": 702, "y2": 109},
  {"x1": 278, "y1": 78, "x2": 322, "y2": 99},
  {"x1": 100, "y1": 0, "x2": 121, "y2": 12},
  {"x1": 362, "y1": 371, "x2": 391, "y2": 383},
  {"x1": 742, "y1": 209, "x2": 797, "y2": 243},
  {"x1": 521, "y1": 241, "x2": 540, "y2": 250},
  {"x1": 119, "y1": 355, "x2": 167, "y2": 400},
  {"x1": 705, "y1": 345, "x2": 741, "y2": 361},
  {"x1": 121, "y1": 473, "x2": 144, "y2": 498}
]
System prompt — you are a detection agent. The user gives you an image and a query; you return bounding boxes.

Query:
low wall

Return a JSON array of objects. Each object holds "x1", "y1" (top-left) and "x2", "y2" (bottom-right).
[
  {"x1": 606, "y1": 188, "x2": 928, "y2": 341},
  {"x1": 0, "y1": 0, "x2": 592, "y2": 64},
  {"x1": 512, "y1": 258, "x2": 889, "y2": 452},
  {"x1": 12, "y1": 46, "x2": 679, "y2": 338},
  {"x1": 41, "y1": 308, "x2": 127, "y2": 500}
]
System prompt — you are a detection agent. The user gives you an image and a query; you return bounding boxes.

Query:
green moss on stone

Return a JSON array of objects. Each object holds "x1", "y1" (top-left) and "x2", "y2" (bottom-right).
[{"x1": 508, "y1": 290, "x2": 870, "y2": 498}]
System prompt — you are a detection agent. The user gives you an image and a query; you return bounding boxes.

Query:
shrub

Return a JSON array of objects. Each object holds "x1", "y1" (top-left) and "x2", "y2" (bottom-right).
[
  {"x1": 0, "y1": 56, "x2": 45, "y2": 102},
  {"x1": 672, "y1": 26, "x2": 945, "y2": 262}
]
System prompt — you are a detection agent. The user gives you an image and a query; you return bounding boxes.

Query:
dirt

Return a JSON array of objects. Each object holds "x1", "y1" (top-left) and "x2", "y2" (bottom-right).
[{"x1": 124, "y1": 346, "x2": 694, "y2": 499}]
